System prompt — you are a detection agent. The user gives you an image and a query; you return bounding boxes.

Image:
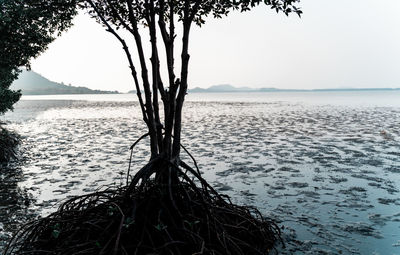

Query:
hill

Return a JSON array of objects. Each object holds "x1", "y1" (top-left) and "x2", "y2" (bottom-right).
[{"x1": 11, "y1": 70, "x2": 119, "y2": 95}]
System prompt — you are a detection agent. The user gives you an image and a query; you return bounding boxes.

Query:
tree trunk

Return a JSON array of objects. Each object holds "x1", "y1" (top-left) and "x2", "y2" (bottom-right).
[
  {"x1": 172, "y1": 20, "x2": 191, "y2": 161},
  {"x1": 148, "y1": 0, "x2": 163, "y2": 153}
]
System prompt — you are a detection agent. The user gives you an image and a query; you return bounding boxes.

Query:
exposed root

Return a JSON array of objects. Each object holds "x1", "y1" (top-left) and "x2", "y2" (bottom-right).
[{"x1": 5, "y1": 159, "x2": 281, "y2": 255}]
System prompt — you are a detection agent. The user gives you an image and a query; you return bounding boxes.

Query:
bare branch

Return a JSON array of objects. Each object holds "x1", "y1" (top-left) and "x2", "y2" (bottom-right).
[
  {"x1": 148, "y1": 0, "x2": 163, "y2": 152},
  {"x1": 125, "y1": 0, "x2": 159, "y2": 157},
  {"x1": 172, "y1": 0, "x2": 192, "y2": 159},
  {"x1": 160, "y1": 0, "x2": 177, "y2": 157},
  {"x1": 105, "y1": 0, "x2": 136, "y2": 35},
  {"x1": 158, "y1": 0, "x2": 170, "y2": 43},
  {"x1": 86, "y1": 0, "x2": 147, "y2": 125}
]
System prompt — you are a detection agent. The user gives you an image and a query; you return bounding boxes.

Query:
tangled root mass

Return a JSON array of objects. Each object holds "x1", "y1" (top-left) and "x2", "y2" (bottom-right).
[{"x1": 6, "y1": 157, "x2": 281, "y2": 255}]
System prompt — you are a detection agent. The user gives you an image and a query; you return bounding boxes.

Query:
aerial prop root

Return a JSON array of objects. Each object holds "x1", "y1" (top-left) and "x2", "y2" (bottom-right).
[{"x1": 5, "y1": 150, "x2": 282, "y2": 255}]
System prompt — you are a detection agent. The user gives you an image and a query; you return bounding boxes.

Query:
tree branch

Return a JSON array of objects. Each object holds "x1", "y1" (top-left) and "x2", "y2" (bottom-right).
[
  {"x1": 159, "y1": 0, "x2": 177, "y2": 157},
  {"x1": 148, "y1": 0, "x2": 163, "y2": 152},
  {"x1": 172, "y1": 0, "x2": 192, "y2": 159},
  {"x1": 125, "y1": 0, "x2": 159, "y2": 157},
  {"x1": 86, "y1": 0, "x2": 147, "y2": 126}
]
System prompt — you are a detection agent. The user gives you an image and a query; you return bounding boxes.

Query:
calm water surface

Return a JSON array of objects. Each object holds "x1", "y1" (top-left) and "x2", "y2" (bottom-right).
[
  {"x1": 19, "y1": 90, "x2": 400, "y2": 106},
  {"x1": 1, "y1": 91, "x2": 400, "y2": 254}
]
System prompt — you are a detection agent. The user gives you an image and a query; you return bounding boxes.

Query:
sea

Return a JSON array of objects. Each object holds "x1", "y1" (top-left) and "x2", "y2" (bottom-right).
[{"x1": 1, "y1": 91, "x2": 400, "y2": 254}]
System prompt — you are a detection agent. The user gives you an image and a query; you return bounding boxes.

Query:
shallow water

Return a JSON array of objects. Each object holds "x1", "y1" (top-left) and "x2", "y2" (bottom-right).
[{"x1": 1, "y1": 92, "x2": 400, "y2": 254}]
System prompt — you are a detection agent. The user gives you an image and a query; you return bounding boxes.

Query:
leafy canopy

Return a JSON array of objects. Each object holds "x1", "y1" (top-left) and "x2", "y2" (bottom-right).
[
  {"x1": 0, "y1": 0, "x2": 77, "y2": 114},
  {"x1": 82, "y1": 0, "x2": 301, "y2": 29}
]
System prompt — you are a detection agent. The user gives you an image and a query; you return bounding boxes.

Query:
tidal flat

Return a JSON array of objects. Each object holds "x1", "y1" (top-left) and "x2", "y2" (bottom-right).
[{"x1": 1, "y1": 92, "x2": 400, "y2": 254}]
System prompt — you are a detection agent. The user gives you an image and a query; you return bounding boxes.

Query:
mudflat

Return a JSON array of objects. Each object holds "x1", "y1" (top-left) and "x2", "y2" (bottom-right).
[{"x1": 1, "y1": 94, "x2": 399, "y2": 254}]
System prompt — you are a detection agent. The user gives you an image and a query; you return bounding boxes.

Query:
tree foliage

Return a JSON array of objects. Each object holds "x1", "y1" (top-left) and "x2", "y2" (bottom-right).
[{"x1": 0, "y1": 0, "x2": 77, "y2": 115}]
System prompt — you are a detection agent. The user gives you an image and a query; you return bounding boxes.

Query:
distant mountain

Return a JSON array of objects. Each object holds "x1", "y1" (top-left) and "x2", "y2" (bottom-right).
[
  {"x1": 11, "y1": 70, "x2": 119, "y2": 95},
  {"x1": 190, "y1": 84, "x2": 279, "y2": 93},
  {"x1": 189, "y1": 84, "x2": 400, "y2": 93}
]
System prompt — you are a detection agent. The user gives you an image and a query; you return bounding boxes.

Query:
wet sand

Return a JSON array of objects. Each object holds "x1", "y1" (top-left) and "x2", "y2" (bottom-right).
[{"x1": 1, "y1": 97, "x2": 400, "y2": 254}]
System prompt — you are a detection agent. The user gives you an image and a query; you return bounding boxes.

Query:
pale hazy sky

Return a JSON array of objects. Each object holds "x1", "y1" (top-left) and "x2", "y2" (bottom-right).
[{"x1": 30, "y1": 0, "x2": 400, "y2": 92}]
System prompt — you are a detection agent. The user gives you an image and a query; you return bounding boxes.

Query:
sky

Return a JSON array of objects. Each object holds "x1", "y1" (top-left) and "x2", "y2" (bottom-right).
[{"x1": 30, "y1": 0, "x2": 400, "y2": 93}]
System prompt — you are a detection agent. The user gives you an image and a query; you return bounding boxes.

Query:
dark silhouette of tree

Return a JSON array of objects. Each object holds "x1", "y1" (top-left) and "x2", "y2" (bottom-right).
[
  {"x1": 6, "y1": 1, "x2": 302, "y2": 254},
  {"x1": 81, "y1": 0, "x2": 301, "y2": 184},
  {"x1": 0, "y1": 0, "x2": 77, "y2": 115}
]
